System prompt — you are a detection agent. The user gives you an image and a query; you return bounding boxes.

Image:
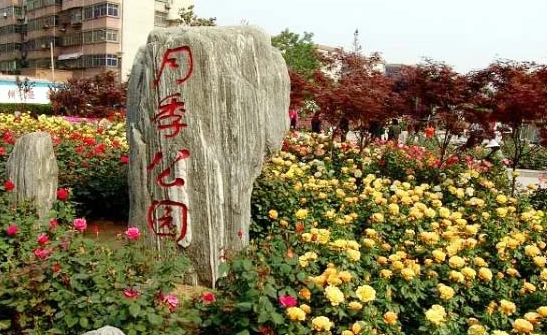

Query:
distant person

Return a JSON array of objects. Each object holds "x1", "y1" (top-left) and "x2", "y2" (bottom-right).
[
  {"x1": 484, "y1": 139, "x2": 504, "y2": 163},
  {"x1": 369, "y1": 120, "x2": 383, "y2": 140},
  {"x1": 311, "y1": 113, "x2": 322, "y2": 133},
  {"x1": 339, "y1": 117, "x2": 349, "y2": 142},
  {"x1": 289, "y1": 109, "x2": 299, "y2": 130},
  {"x1": 388, "y1": 119, "x2": 401, "y2": 142}
]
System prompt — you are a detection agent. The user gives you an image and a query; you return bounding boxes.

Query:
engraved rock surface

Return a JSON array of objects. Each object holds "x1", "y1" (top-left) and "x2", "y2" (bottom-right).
[
  {"x1": 127, "y1": 25, "x2": 290, "y2": 286},
  {"x1": 6, "y1": 131, "x2": 58, "y2": 220}
]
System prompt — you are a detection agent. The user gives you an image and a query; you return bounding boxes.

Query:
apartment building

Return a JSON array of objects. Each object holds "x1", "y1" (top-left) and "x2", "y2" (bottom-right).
[{"x1": 0, "y1": 0, "x2": 193, "y2": 81}]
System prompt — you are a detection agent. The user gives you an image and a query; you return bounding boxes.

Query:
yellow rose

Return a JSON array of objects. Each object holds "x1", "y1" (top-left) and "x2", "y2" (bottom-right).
[
  {"x1": 372, "y1": 213, "x2": 384, "y2": 223},
  {"x1": 295, "y1": 209, "x2": 308, "y2": 220},
  {"x1": 536, "y1": 306, "x2": 547, "y2": 317},
  {"x1": 268, "y1": 209, "x2": 278, "y2": 220},
  {"x1": 352, "y1": 321, "x2": 363, "y2": 333},
  {"x1": 355, "y1": 285, "x2": 376, "y2": 302},
  {"x1": 286, "y1": 307, "x2": 306, "y2": 321},
  {"x1": 524, "y1": 312, "x2": 540, "y2": 324},
  {"x1": 533, "y1": 256, "x2": 546, "y2": 268},
  {"x1": 449, "y1": 271, "x2": 465, "y2": 283},
  {"x1": 512, "y1": 318, "x2": 533, "y2": 333},
  {"x1": 432, "y1": 249, "x2": 446, "y2": 262},
  {"x1": 524, "y1": 245, "x2": 540, "y2": 257},
  {"x1": 496, "y1": 207, "x2": 508, "y2": 217},
  {"x1": 449, "y1": 256, "x2": 466, "y2": 269},
  {"x1": 400, "y1": 268, "x2": 416, "y2": 281},
  {"x1": 499, "y1": 300, "x2": 516, "y2": 315},
  {"x1": 348, "y1": 301, "x2": 363, "y2": 311},
  {"x1": 341, "y1": 330, "x2": 353, "y2": 335},
  {"x1": 478, "y1": 267, "x2": 493, "y2": 281},
  {"x1": 461, "y1": 267, "x2": 477, "y2": 279},
  {"x1": 299, "y1": 287, "x2": 311, "y2": 300},
  {"x1": 425, "y1": 304, "x2": 447, "y2": 325},
  {"x1": 496, "y1": 194, "x2": 508, "y2": 204},
  {"x1": 324, "y1": 285, "x2": 344, "y2": 306},
  {"x1": 346, "y1": 249, "x2": 361, "y2": 262},
  {"x1": 388, "y1": 203, "x2": 400, "y2": 215},
  {"x1": 362, "y1": 238, "x2": 376, "y2": 248},
  {"x1": 311, "y1": 316, "x2": 332, "y2": 331},
  {"x1": 491, "y1": 331, "x2": 509, "y2": 335},
  {"x1": 338, "y1": 271, "x2": 352, "y2": 283},
  {"x1": 467, "y1": 324, "x2": 487, "y2": 335},
  {"x1": 437, "y1": 284, "x2": 455, "y2": 300},
  {"x1": 383, "y1": 311, "x2": 398, "y2": 325},
  {"x1": 380, "y1": 269, "x2": 393, "y2": 279},
  {"x1": 474, "y1": 257, "x2": 488, "y2": 267}
]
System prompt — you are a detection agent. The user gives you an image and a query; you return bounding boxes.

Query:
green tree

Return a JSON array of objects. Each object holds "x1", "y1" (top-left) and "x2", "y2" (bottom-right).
[
  {"x1": 178, "y1": 5, "x2": 216, "y2": 26},
  {"x1": 271, "y1": 29, "x2": 322, "y2": 78}
]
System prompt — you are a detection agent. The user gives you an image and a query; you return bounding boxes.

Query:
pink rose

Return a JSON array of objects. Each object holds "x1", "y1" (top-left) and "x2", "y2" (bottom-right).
[
  {"x1": 37, "y1": 233, "x2": 50, "y2": 245},
  {"x1": 163, "y1": 294, "x2": 179, "y2": 311},
  {"x1": 278, "y1": 295, "x2": 297, "y2": 308},
  {"x1": 73, "y1": 218, "x2": 87, "y2": 232},
  {"x1": 125, "y1": 227, "x2": 140, "y2": 240},
  {"x1": 123, "y1": 288, "x2": 139, "y2": 299},
  {"x1": 6, "y1": 225, "x2": 18, "y2": 236},
  {"x1": 33, "y1": 248, "x2": 50, "y2": 260},
  {"x1": 201, "y1": 291, "x2": 216, "y2": 303},
  {"x1": 49, "y1": 219, "x2": 58, "y2": 229}
]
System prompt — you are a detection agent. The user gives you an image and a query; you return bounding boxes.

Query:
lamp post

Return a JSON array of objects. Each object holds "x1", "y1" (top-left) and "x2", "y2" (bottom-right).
[{"x1": 50, "y1": 40, "x2": 54, "y2": 82}]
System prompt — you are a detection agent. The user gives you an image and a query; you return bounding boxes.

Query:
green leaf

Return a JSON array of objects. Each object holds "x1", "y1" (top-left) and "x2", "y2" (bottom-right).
[
  {"x1": 235, "y1": 302, "x2": 253, "y2": 312},
  {"x1": 79, "y1": 316, "x2": 89, "y2": 328},
  {"x1": 0, "y1": 320, "x2": 11, "y2": 330},
  {"x1": 129, "y1": 303, "x2": 141, "y2": 318},
  {"x1": 270, "y1": 312, "x2": 285, "y2": 325},
  {"x1": 147, "y1": 313, "x2": 163, "y2": 325},
  {"x1": 235, "y1": 330, "x2": 250, "y2": 335}
]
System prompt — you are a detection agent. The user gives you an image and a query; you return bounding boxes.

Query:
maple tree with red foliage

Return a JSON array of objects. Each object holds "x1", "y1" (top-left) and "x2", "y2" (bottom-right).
[
  {"x1": 393, "y1": 60, "x2": 477, "y2": 165},
  {"x1": 469, "y1": 60, "x2": 547, "y2": 191},
  {"x1": 49, "y1": 71, "x2": 127, "y2": 118}
]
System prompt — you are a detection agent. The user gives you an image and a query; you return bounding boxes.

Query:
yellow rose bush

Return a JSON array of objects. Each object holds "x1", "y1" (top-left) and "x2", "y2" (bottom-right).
[
  {"x1": 196, "y1": 133, "x2": 547, "y2": 335},
  {"x1": 0, "y1": 112, "x2": 129, "y2": 219}
]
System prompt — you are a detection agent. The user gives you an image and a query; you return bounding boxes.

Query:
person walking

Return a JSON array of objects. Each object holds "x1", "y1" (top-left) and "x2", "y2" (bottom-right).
[
  {"x1": 289, "y1": 109, "x2": 299, "y2": 130},
  {"x1": 388, "y1": 119, "x2": 401, "y2": 142}
]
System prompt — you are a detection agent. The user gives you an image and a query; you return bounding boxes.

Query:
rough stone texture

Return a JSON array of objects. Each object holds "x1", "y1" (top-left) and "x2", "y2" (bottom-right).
[
  {"x1": 127, "y1": 25, "x2": 289, "y2": 286},
  {"x1": 81, "y1": 326, "x2": 125, "y2": 335},
  {"x1": 6, "y1": 132, "x2": 58, "y2": 220}
]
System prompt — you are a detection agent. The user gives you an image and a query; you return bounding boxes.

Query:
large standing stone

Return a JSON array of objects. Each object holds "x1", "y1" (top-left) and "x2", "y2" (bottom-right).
[
  {"x1": 127, "y1": 25, "x2": 289, "y2": 286},
  {"x1": 6, "y1": 132, "x2": 58, "y2": 220}
]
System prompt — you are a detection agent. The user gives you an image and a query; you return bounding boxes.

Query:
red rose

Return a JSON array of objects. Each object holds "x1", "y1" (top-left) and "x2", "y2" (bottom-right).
[
  {"x1": 4, "y1": 180, "x2": 15, "y2": 191},
  {"x1": 37, "y1": 233, "x2": 50, "y2": 245},
  {"x1": 120, "y1": 156, "x2": 129, "y2": 164},
  {"x1": 201, "y1": 291, "x2": 216, "y2": 303},
  {"x1": 123, "y1": 288, "x2": 139, "y2": 299},
  {"x1": 57, "y1": 188, "x2": 69, "y2": 201},
  {"x1": 6, "y1": 225, "x2": 18, "y2": 236},
  {"x1": 49, "y1": 219, "x2": 59, "y2": 229}
]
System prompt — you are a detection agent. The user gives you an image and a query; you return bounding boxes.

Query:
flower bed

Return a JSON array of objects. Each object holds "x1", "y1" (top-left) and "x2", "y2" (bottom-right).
[
  {"x1": 196, "y1": 133, "x2": 547, "y2": 335},
  {"x1": 0, "y1": 113, "x2": 129, "y2": 220}
]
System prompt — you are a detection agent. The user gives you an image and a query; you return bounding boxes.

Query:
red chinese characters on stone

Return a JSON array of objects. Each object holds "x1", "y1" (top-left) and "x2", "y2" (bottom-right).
[
  {"x1": 147, "y1": 200, "x2": 188, "y2": 241},
  {"x1": 152, "y1": 93, "x2": 188, "y2": 139},
  {"x1": 147, "y1": 149, "x2": 190, "y2": 187},
  {"x1": 153, "y1": 46, "x2": 194, "y2": 88}
]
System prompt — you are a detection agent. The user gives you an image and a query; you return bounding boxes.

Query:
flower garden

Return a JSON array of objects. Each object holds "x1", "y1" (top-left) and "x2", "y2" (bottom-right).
[{"x1": 1, "y1": 113, "x2": 547, "y2": 335}]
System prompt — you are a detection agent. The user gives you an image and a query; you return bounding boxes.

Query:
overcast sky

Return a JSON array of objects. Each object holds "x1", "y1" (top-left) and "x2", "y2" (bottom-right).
[{"x1": 196, "y1": 0, "x2": 547, "y2": 74}]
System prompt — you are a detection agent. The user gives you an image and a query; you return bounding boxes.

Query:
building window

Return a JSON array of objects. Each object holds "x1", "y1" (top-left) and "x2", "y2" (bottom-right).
[
  {"x1": 106, "y1": 29, "x2": 118, "y2": 42},
  {"x1": 82, "y1": 54, "x2": 118, "y2": 68},
  {"x1": 83, "y1": 2, "x2": 120, "y2": 20},
  {"x1": 61, "y1": 33, "x2": 82, "y2": 46},
  {"x1": 154, "y1": 11, "x2": 168, "y2": 27},
  {"x1": 81, "y1": 29, "x2": 119, "y2": 44}
]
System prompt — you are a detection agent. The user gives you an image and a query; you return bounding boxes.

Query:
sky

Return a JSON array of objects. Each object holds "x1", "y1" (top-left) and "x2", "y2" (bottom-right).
[{"x1": 196, "y1": 0, "x2": 547, "y2": 74}]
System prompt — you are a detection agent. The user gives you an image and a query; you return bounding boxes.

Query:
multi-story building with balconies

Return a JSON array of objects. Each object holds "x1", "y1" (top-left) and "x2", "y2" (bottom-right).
[{"x1": 0, "y1": 0, "x2": 192, "y2": 81}]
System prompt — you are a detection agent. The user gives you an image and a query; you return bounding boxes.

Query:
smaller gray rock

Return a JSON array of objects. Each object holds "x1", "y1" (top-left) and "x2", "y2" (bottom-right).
[{"x1": 81, "y1": 326, "x2": 125, "y2": 335}]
